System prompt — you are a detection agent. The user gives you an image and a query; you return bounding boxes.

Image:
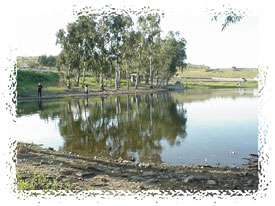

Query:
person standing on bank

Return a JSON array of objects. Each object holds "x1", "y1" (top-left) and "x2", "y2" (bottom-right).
[
  {"x1": 38, "y1": 82, "x2": 43, "y2": 98},
  {"x1": 85, "y1": 84, "x2": 89, "y2": 94}
]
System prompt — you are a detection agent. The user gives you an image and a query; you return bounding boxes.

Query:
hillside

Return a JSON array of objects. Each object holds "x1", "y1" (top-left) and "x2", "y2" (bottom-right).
[{"x1": 178, "y1": 63, "x2": 258, "y2": 79}]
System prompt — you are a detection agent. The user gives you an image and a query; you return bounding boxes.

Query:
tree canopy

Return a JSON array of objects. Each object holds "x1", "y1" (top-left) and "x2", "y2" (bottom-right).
[{"x1": 56, "y1": 6, "x2": 187, "y2": 90}]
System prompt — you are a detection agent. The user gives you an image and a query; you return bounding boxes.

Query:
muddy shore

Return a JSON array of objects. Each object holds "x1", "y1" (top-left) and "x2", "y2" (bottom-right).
[{"x1": 16, "y1": 143, "x2": 259, "y2": 191}]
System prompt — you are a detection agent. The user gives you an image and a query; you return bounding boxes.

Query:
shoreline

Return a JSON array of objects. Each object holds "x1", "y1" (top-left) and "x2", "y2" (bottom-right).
[
  {"x1": 17, "y1": 87, "x2": 169, "y2": 103},
  {"x1": 16, "y1": 142, "x2": 259, "y2": 191}
]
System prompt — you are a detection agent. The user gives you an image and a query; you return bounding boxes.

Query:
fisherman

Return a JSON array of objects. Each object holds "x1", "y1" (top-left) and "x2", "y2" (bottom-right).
[
  {"x1": 38, "y1": 82, "x2": 43, "y2": 98},
  {"x1": 85, "y1": 84, "x2": 89, "y2": 94}
]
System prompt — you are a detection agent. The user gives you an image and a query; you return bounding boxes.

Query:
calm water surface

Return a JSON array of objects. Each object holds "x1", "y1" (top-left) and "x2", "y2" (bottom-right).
[{"x1": 16, "y1": 88, "x2": 258, "y2": 167}]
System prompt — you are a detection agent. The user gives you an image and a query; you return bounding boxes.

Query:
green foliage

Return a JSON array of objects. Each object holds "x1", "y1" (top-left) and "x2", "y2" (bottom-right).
[
  {"x1": 56, "y1": 6, "x2": 187, "y2": 90},
  {"x1": 16, "y1": 169, "x2": 72, "y2": 191},
  {"x1": 207, "y1": 5, "x2": 247, "y2": 31},
  {"x1": 38, "y1": 55, "x2": 57, "y2": 67}
]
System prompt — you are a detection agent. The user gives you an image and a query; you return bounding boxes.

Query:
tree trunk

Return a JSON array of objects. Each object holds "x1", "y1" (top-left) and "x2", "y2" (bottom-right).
[
  {"x1": 100, "y1": 72, "x2": 104, "y2": 91},
  {"x1": 126, "y1": 61, "x2": 129, "y2": 90},
  {"x1": 135, "y1": 69, "x2": 139, "y2": 89},
  {"x1": 155, "y1": 71, "x2": 159, "y2": 88},
  {"x1": 161, "y1": 72, "x2": 165, "y2": 88},
  {"x1": 82, "y1": 68, "x2": 86, "y2": 88},
  {"x1": 135, "y1": 52, "x2": 141, "y2": 89},
  {"x1": 118, "y1": 69, "x2": 121, "y2": 88},
  {"x1": 166, "y1": 77, "x2": 169, "y2": 86},
  {"x1": 75, "y1": 69, "x2": 80, "y2": 87},
  {"x1": 149, "y1": 54, "x2": 153, "y2": 88},
  {"x1": 115, "y1": 62, "x2": 119, "y2": 90},
  {"x1": 67, "y1": 67, "x2": 71, "y2": 89},
  {"x1": 109, "y1": 62, "x2": 113, "y2": 88}
]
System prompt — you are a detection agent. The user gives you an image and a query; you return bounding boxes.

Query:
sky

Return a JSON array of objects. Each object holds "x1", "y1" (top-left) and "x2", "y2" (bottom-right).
[{"x1": 14, "y1": 0, "x2": 259, "y2": 69}]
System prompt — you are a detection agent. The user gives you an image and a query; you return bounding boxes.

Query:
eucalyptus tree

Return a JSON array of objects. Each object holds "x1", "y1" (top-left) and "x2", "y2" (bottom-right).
[
  {"x1": 109, "y1": 14, "x2": 128, "y2": 89},
  {"x1": 121, "y1": 30, "x2": 138, "y2": 90},
  {"x1": 137, "y1": 12, "x2": 162, "y2": 88},
  {"x1": 76, "y1": 15, "x2": 98, "y2": 88},
  {"x1": 158, "y1": 31, "x2": 187, "y2": 86},
  {"x1": 56, "y1": 28, "x2": 81, "y2": 89},
  {"x1": 95, "y1": 15, "x2": 112, "y2": 91}
]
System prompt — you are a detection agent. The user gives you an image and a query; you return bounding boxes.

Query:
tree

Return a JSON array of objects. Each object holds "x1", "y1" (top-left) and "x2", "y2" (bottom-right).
[
  {"x1": 137, "y1": 12, "x2": 162, "y2": 88},
  {"x1": 207, "y1": 5, "x2": 247, "y2": 31},
  {"x1": 38, "y1": 55, "x2": 48, "y2": 67}
]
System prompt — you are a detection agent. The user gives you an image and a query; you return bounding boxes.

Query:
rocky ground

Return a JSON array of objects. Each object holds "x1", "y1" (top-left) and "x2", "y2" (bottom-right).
[{"x1": 16, "y1": 142, "x2": 259, "y2": 191}]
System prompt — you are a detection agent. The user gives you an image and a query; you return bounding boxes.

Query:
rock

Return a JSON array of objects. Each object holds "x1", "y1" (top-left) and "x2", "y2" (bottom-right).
[
  {"x1": 17, "y1": 146, "x2": 28, "y2": 153},
  {"x1": 174, "y1": 170, "x2": 185, "y2": 174},
  {"x1": 145, "y1": 178, "x2": 158, "y2": 183},
  {"x1": 76, "y1": 172, "x2": 83, "y2": 177},
  {"x1": 207, "y1": 180, "x2": 216, "y2": 185},
  {"x1": 169, "y1": 178, "x2": 178, "y2": 182},
  {"x1": 48, "y1": 147, "x2": 54, "y2": 151},
  {"x1": 183, "y1": 175, "x2": 194, "y2": 183},
  {"x1": 130, "y1": 156, "x2": 136, "y2": 162},
  {"x1": 32, "y1": 162, "x2": 41, "y2": 166},
  {"x1": 40, "y1": 160, "x2": 46, "y2": 164},
  {"x1": 142, "y1": 171, "x2": 154, "y2": 176},
  {"x1": 138, "y1": 163, "x2": 150, "y2": 168},
  {"x1": 122, "y1": 160, "x2": 131, "y2": 164}
]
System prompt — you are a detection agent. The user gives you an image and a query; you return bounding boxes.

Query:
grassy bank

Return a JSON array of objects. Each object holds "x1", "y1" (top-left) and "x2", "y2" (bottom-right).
[
  {"x1": 17, "y1": 69, "x2": 143, "y2": 97},
  {"x1": 17, "y1": 69, "x2": 65, "y2": 97},
  {"x1": 17, "y1": 65, "x2": 258, "y2": 98},
  {"x1": 178, "y1": 64, "x2": 258, "y2": 79},
  {"x1": 184, "y1": 80, "x2": 258, "y2": 89}
]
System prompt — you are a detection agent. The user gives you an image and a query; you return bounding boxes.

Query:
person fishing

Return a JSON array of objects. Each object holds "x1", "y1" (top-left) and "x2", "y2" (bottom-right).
[
  {"x1": 38, "y1": 82, "x2": 43, "y2": 98},
  {"x1": 85, "y1": 84, "x2": 89, "y2": 94}
]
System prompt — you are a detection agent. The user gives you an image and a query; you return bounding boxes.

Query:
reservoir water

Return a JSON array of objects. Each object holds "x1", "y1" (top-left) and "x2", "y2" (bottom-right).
[{"x1": 16, "y1": 88, "x2": 258, "y2": 167}]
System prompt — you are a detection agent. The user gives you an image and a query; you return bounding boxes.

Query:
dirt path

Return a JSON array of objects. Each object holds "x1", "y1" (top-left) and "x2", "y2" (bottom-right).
[{"x1": 16, "y1": 143, "x2": 258, "y2": 191}]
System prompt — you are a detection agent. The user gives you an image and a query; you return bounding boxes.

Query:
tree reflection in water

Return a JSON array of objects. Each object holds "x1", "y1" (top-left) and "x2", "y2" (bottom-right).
[{"x1": 20, "y1": 93, "x2": 187, "y2": 164}]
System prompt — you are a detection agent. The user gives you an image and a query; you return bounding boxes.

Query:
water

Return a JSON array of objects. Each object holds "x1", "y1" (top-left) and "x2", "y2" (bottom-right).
[{"x1": 16, "y1": 88, "x2": 258, "y2": 167}]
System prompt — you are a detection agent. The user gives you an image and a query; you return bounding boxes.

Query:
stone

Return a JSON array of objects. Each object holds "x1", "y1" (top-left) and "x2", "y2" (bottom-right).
[
  {"x1": 184, "y1": 175, "x2": 194, "y2": 183},
  {"x1": 143, "y1": 171, "x2": 155, "y2": 176},
  {"x1": 207, "y1": 180, "x2": 216, "y2": 185},
  {"x1": 48, "y1": 147, "x2": 54, "y2": 151},
  {"x1": 169, "y1": 178, "x2": 178, "y2": 182},
  {"x1": 145, "y1": 178, "x2": 158, "y2": 183},
  {"x1": 174, "y1": 170, "x2": 185, "y2": 174}
]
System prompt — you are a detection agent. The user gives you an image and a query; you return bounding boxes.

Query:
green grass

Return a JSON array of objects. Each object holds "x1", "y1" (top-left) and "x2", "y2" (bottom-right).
[
  {"x1": 16, "y1": 169, "x2": 72, "y2": 191},
  {"x1": 184, "y1": 81, "x2": 258, "y2": 89},
  {"x1": 17, "y1": 63, "x2": 259, "y2": 98},
  {"x1": 178, "y1": 64, "x2": 258, "y2": 79},
  {"x1": 17, "y1": 69, "x2": 65, "y2": 96}
]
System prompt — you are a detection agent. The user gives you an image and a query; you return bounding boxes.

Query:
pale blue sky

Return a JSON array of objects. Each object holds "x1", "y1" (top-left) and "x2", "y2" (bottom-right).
[{"x1": 15, "y1": 0, "x2": 258, "y2": 68}]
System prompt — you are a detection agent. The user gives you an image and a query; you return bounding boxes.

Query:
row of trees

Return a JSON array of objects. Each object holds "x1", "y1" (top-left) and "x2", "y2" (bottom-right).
[
  {"x1": 56, "y1": 6, "x2": 187, "y2": 90},
  {"x1": 38, "y1": 55, "x2": 56, "y2": 67}
]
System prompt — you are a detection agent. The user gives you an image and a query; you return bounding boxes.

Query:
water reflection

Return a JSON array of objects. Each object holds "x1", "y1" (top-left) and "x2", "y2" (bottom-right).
[
  {"x1": 33, "y1": 93, "x2": 187, "y2": 163},
  {"x1": 17, "y1": 88, "x2": 257, "y2": 166}
]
